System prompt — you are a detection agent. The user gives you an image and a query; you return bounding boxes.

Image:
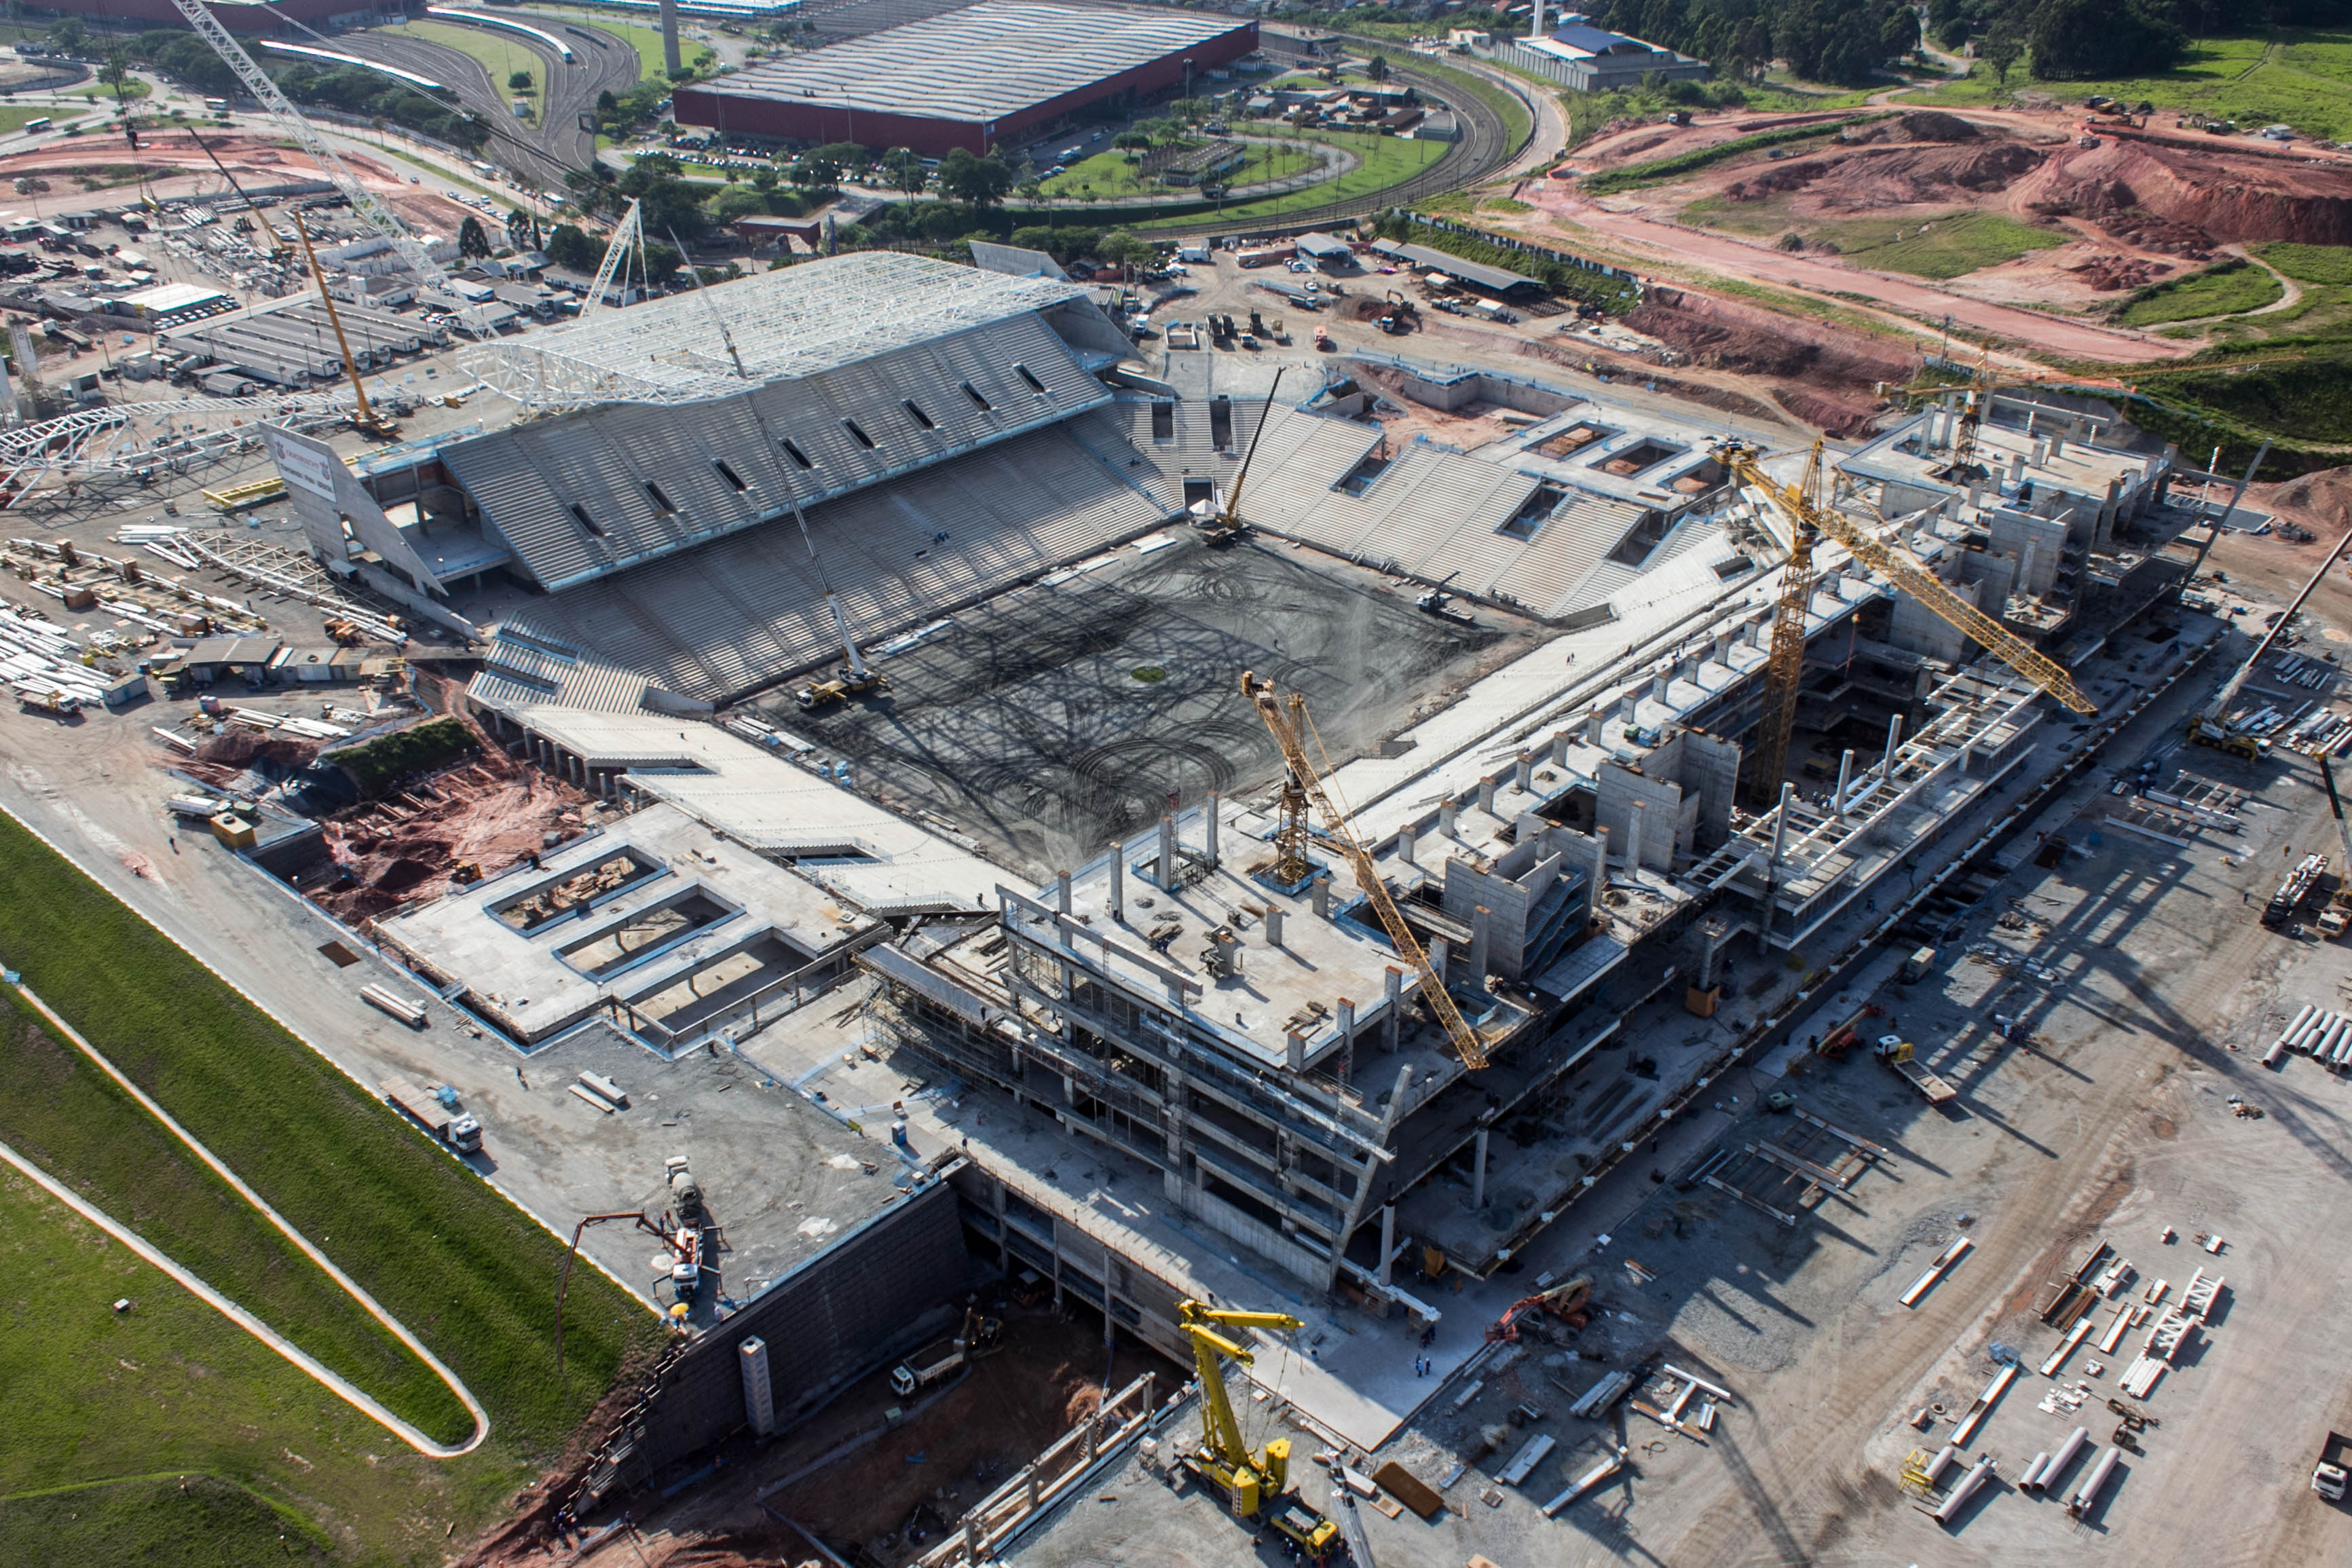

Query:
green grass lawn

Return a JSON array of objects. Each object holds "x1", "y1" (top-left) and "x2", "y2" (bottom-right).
[
  {"x1": 0, "y1": 987, "x2": 472, "y2": 1442},
  {"x1": 1679, "y1": 197, "x2": 2061, "y2": 278},
  {"x1": 381, "y1": 19, "x2": 546, "y2": 119},
  {"x1": 1914, "y1": 31, "x2": 2352, "y2": 140},
  {"x1": 0, "y1": 1168, "x2": 495, "y2": 1563},
  {"x1": 514, "y1": 5, "x2": 670, "y2": 81},
  {"x1": 1129, "y1": 127, "x2": 1446, "y2": 229},
  {"x1": 0, "y1": 106, "x2": 58, "y2": 136},
  {"x1": 2256, "y1": 240, "x2": 2352, "y2": 286},
  {"x1": 2117, "y1": 257, "x2": 2285, "y2": 324},
  {"x1": 0, "y1": 810, "x2": 663, "y2": 1555},
  {"x1": 1040, "y1": 140, "x2": 1324, "y2": 200}
]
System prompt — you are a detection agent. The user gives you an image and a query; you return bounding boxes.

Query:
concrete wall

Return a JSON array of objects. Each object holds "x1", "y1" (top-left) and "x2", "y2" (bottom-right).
[
  {"x1": 1890, "y1": 576, "x2": 1978, "y2": 662},
  {"x1": 1985, "y1": 508, "x2": 2066, "y2": 597},
  {"x1": 1595, "y1": 760, "x2": 1681, "y2": 872},
  {"x1": 1679, "y1": 731, "x2": 1741, "y2": 848},
  {"x1": 637, "y1": 1181, "x2": 971, "y2": 1467}
]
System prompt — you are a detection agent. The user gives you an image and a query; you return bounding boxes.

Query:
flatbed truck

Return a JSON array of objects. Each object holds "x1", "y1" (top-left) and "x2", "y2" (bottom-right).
[{"x1": 1875, "y1": 1035, "x2": 1958, "y2": 1105}]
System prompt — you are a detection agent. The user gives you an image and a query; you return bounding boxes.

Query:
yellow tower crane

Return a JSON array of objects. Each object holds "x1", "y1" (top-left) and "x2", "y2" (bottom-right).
[
  {"x1": 1718, "y1": 439, "x2": 2097, "y2": 805},
  {"x1": 1244, "y1": 672, "x2": 1489, "y2": 1070},
  {"x1": 1174, "y1": 1299, "x2": 1341, "y2": 1563}
]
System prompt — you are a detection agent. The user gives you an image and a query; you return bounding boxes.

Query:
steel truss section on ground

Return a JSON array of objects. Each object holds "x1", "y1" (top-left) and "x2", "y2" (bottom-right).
[{"x1": 0, "y1": 395, "x2": 357, "y2": 501}]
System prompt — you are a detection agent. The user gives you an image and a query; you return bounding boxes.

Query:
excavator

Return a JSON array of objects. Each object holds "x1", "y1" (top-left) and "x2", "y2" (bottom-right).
[
  {"x1": 1174, "y1": 1299, "x2": 1342, "y2": 1563},
  {"x1": 1485, "y1": 1273, "x2": 1593, "y2": 1343}
]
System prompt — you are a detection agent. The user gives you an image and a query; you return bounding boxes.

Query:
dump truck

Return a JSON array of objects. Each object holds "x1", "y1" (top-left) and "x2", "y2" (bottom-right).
[
  {"x1": 381, "y1": 1077, "x2": 483, "y2": 1153},
  {"x1": 2313, "y1": 1431, "x2": 2352, "y2": 1501},
  {"x1": 1875, "y1": 1035, "x2": 1958, "y2": 1105},
  {"x1": 889, "y1": 1306, "x2": 1003, "y2": 1396}
]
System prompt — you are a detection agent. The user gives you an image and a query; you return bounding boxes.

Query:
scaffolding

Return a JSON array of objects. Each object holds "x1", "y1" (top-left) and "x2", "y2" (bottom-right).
[{"x1": 458, "y1": 250, "x2": 1087, "y2": 410}]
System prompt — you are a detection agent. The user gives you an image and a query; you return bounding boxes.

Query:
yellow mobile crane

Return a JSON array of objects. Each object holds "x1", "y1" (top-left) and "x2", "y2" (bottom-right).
[
  {"x1": 1201, "y1": 367, "x2": 1284, "y2": 546},
  {"x1": 1244, "y1": 672, "x2": 1489, "y2": 1070},
  {"x1": 1174, "y1": 1299, "x2": 1341, "y2": 1563},
  {"x1": 1717, "y1": 440, "x2": 2097, "y2": 804}
]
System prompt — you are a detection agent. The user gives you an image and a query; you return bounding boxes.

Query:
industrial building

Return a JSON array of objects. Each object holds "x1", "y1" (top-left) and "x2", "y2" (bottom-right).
[
  {"x1": 1504, "y1": 10, "x2": 1708, "y2": 91},
  {"x1": 259, "y1": 246, "x2": 2214, "y2": 1482},
  {"x1": 669, "y1": 1, "x2": 1258, "y2": 155}
]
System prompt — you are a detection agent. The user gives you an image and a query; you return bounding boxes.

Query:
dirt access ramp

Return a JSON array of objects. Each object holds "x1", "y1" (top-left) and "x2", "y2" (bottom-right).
[
  {"x1": 0, "y1": 128, "x2": 477, "y2": 234},
  {"x1": 1624, "y1": 286, "x2": 1915, "y2": 434}
]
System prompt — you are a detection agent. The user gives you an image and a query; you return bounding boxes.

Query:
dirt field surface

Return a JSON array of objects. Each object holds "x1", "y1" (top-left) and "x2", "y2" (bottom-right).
[
  {"x1": 530, "y1": 1309, "x2": 1182, "y2": 1568},
  {"x1": 1623, "y1": 287, "x2": 1918, "y2": 434},
  {"x1": 0, "y1": 129, "x2": 477, "y2": 237}
]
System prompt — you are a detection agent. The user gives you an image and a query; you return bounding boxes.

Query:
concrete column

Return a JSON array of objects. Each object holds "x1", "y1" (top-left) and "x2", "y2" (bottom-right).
[
  {"x1": 1768, "y1": 781, "x2": 1795, "y2": 868},
  {"x1": 2050, "y1": 430, "x2": 2066, "y2": 460},
  {"x1": 1624, "y1": 800, "x2": 1646, "y2": 875},
  {"x1": 1477, "y1": 776, "x2": 1496, "y2": 813},
  {"x1": 1440, "y1": 800, "x2": 1457, "y2": 836},
  {"x1": 1712, "y1": 630, "x2": 1732, "y2": 666},
  {"x1": 1549, "y1": 730, "x2": 1571, "y2": 766},
  {"x1": 1383, "y1": 966, "x2": 1404, "y2": 1049},
  {"x1": 1311, "y1": 874, "x2": 1330, "y2": 918},
  {"x1": 1108, "y1": 844, "x2": 1125, "y2": 922},
  {"x1": 1429, "y1": 937, "x2": 1449, "y2": 989},
  {"x1": 1472, "y1": 1126, "x2": 1489, "y2": 1210},
  {"x1": 1514, "y1": 750, "x2": 1534, "y2": 791},
  {"x1": 1286, "y1": 1028, "x2": 1306, "y2": 1072},
  {"x1": 1056, "y1": 870, "x2": 1072, "y2": 914},
  {"x1": 965, "y1": 1518, "x2": 983, "y2": 1556},
  {"x1": 1467, "y1": 906, "x2": 1491, "y2": 979},
  {"x1": 1265, "y1": 906, "x2": 1284, "y2": 948},
  {"x1": 2009, "y1": 452, "x2": 2025, "y2": 486},
  {"x1": 1585, "y1": 707, "x2": 1605, "y2": 744},
  {"x1": 1398, "y1": 823, "x2": 1417, "y2": 865},
  {"x1": 1834, "y1": 749, "x2": 1854, "y2": 817},
  {"x1": 1590, "y1": 825, "x2": 1609, "y2": 916},
  {"x1": 1967, "y1": 479, "x2": 1983, "y2": 512},
  {"x1": 1677, "y1": 655, "x2": 1698, "y2": 684},
  {"x1": 1650, "y1": 673, "x2": 1668, "y2": 702},
  {"x1": 1884, "y1": 713, "x2": 1904, "y2": 778},
  {"x1": 1617, "y1": 691, "x2": 1637, "y2": 723},
  {"x1": 1205, "y1": 792, "x2": 1220, "y2": 869},
  {"x1": 1379, "y1": 1203, "x2": 1396, "y2": 1286},
  {"x1": 1337, "y1": 997, "x2": 1356, "y2": 1055},
  {"x1": 1158, "y1": 814, "x2": 1176, "y2": 890}
]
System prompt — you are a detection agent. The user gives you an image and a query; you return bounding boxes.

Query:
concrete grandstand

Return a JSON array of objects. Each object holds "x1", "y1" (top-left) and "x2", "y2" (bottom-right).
[{"x1": 669, "y1": 0, "x2": 1257, "y2": 156}]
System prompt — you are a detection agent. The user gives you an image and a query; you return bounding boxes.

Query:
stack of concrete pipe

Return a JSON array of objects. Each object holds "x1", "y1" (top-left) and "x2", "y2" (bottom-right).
[{"x1": 2269, "y1": 1005, "x2": 2352, "y2": 1068}]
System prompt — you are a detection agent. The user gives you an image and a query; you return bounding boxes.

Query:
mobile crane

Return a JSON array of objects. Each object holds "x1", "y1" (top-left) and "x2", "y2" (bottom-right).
[
  {"x1": 2186, "y1": 498, "x2": 2352, "y2": 758},
  {"x1": 1174, "y1": 1299, "x2": 1341, "y2": 1563},
  {"x1": 2315, "y1": 757, "x2": 2352, "y2": 939},
  {"x1": 1244, "y1": 671, "x2": 1489, "y2": 1070},
  {"x1": 1201, "y1": 367, "x2": 1284, "y2": 546},
  {"x1": 1715, "y1": 439, "x2": 2097, "y2": 805}
]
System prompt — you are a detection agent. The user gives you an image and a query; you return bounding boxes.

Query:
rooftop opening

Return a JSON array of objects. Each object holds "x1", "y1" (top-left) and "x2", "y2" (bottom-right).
[
  {"x1": 1536, "y1": 422, "x2": 1616, "y2": 458},
  {"x1": 842, "y1": 418, "x2": 878, "y2": 450},
  {"x1": 713, "y1": 458, "x2": 749, "y2": 492},
  {"x1": 644, "y1": 480, "x2": 677, "y2": 514},
  {"x1": 1607, "y1": 508, "x2": 1673, "y2": 566},
  {"x1": 568, "y1": 502, "x2": 603, "y2": 535},
  {"x1": 962, "y1": 381, "x2": 992, "y2": 412},
  {"x1": 1013, "y1": 362, "x2": 1046, "y2": 394},
  {"x1": 902, "y1": 398, "x2": 936, "y2": 430},
  {"x1": 781, "y1": 437, "x2": 815, "y2": 469},
  {"x1": 1499, "y1": 481, "x2": 1569, "y2": 540},
  {"x1": 1336, "y1": 451, "x2": 1392, "y2": 498},
  {"x1": 1592, "y1": 437, "x2": 1685, "y2": 477},
  {"x1": 1209, "y1": 396, "x2": 1233, "y2": 449},
  {"x1": 1151, "y1": 401, "x2": 1175, "y2": 441}
]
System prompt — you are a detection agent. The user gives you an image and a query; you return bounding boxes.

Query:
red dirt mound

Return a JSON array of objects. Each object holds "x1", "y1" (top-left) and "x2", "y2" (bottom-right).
[
  {"x1": 2039, "y1": 139, "x2": 2352, "y2": 247},
  {"x1": 2266, "y1": 465, "x2": 2352, "y2": 526},
  {"x1": 1847, "y1": 109, "x2": 1981, "y2": 144},
  {"x1": 2069, "y1": 254, "x2": 2173, "y2": 291},
  {"x1": 1725, "y1": 141, "x2": 2045, "y2": 208},
  {"x1": 1624, "y1": 290, "x2": 1912, "y2": 435},
  {"x1": 2029, "y1": 174, "x2": 2216, "y2": 257}
]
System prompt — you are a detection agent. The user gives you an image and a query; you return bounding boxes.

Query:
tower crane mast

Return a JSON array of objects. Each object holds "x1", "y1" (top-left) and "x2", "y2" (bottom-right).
[
  {"x1": 168, "y1": 0, "x2": 453, "y2": 293},
  {"x1": 1716, "y1": 443, "x2": 2099, "y2": 770},
  {"x1": 1244, "y1": 672, "x2": 1489, "y2": 1070}
]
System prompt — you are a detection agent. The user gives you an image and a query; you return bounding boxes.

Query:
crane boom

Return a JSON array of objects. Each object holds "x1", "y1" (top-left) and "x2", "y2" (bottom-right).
[
  {"x1": 1718, "y1": 443, "x2": 2098, "y2": 716},
  {"x1": 169, "y1": 0, "x2": 452, "y2": 292},
  {"x1": 577, "y1": 199, "x2": 643, "y2": 326},
  {"x1": 1243, "y1": 673, "x2": 1489, "y2": 1070},
  {"x1": 1744, "y1": 441, "x2": 1825, "y2": 803}
]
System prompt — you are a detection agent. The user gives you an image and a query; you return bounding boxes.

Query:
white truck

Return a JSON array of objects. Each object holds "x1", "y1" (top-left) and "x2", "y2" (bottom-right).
[
  {"x1": 381, "y1": 1077, "x2": 483, "y2": 1153},
  {"x1": 889, "y1": 1307, "x2": 1003, "y2": 1397},
  {"x1": 2315, "y1": 1431, "x2": 2352, "y2": 1501}
]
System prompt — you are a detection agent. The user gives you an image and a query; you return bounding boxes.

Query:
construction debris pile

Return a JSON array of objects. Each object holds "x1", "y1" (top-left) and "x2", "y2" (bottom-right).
[
  {"x1": 500, "y1": 854, "x2": 638, "y2": 931},
  {"x1": 316, "y1": 744, "x2": 593, "y2": 925}
]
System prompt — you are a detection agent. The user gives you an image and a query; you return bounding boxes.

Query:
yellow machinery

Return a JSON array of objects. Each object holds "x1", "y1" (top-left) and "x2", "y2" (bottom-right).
[
  {"x1": 1175, "y1": 1299, "x2": 1340, "y2": 1563},
  {"x1": 1717, "y1": 439, "x2": 2097, "y2": 806},
  {"x1": 1244, "y1": 673, "x2": 1489, "y2": 1070},
  {"x1": 1202, "y1": 367, "x2": 1284, "y2": 545}
]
